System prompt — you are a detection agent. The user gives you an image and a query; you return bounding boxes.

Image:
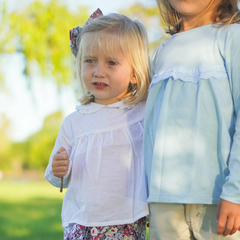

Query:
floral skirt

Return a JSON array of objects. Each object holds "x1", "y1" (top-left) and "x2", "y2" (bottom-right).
[{"x1": 64, "y1": 217, "x2": 147, "y2": 240}]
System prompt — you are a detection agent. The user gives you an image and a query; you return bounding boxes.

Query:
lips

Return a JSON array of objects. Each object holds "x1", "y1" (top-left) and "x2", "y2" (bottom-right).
[{"x1": 93, "y1": 82, "x2": 108, "y2": 89}]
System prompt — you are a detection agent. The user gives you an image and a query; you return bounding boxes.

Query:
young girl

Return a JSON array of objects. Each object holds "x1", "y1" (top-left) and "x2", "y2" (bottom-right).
[
  {"x1": 45, "y1": 10, "x2": 151, "y2": 240},
  {"x1": 144, "y1": 0, "x2": 240, "y2": 239}
]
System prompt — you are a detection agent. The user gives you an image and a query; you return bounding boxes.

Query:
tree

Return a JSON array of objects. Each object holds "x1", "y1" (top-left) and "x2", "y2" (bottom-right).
[
  {"x1": 10, "y1": 111, "x2": 63, "y2": 171},
  {"x1": 0, "y1": 114, "x2": 12, "y2": 170},
  {"x1": 120, "y1": 4, "x2": 170, "y2": 52},
  {"x1": 27, "y1": 111, "x2": 63, "y2": 170},
  {"x1": 0, "y1": 1, "x2": 169, "y2": 87},
  {"x1": 0, "y1": 0, "x2": 89, "y2": 86}
]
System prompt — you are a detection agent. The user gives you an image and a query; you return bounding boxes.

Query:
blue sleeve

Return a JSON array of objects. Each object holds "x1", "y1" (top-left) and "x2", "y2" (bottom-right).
[
  {"x1": 151, "y1": 44, "x2": 164, "y2": 76},
  {"x1": 45, "y1": 118, "x2": 73, "y2": 188},
  {"x1": 220, "y1": 26, "x2": 240, "y2": 204}
]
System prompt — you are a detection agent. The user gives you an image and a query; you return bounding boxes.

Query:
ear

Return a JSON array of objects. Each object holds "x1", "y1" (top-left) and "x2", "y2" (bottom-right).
[{"x1": 130, "y1": 74, "x2": 137, "y2": 84}]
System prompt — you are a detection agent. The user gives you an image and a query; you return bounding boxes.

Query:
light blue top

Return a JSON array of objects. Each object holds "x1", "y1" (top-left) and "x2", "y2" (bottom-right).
[{"x1": 144, "y1": 23, "x2": 240, "y2": 205}]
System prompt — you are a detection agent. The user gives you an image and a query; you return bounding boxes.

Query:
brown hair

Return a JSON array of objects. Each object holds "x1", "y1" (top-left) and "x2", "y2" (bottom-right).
[
  {"x1": 76, "y1": 13, "x2": 151, "y2": 105},
  {"x1": 157, "y1": 0, "x2": 240, "y2": 35}
]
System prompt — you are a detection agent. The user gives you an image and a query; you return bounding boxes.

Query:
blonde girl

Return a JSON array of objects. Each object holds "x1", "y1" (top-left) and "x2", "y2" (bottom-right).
[
  {"x1": 144, "y1": 0, "x2": 240, "y2": 239},
  {"x1": 45, "y1": 10, "x2": 151, "y2": 240}
]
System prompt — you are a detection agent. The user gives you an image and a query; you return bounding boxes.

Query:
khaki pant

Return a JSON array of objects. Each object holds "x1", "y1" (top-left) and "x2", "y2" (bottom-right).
[{"x1": 149, "y1": 203, "x2": 240, "y2": 240}]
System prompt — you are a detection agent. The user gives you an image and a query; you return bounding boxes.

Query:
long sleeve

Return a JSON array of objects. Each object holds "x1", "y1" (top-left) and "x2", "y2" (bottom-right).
[
  {"x1": 220, "y1": 26, "x2": 240, "y2": 204},
  {"x1": 144, "y1": 23, "x2": 240, "y2": 205},
  {"x1": 50, "y1": 102, "x2": 149, "y2": 227},
  {"x1": 45, "y1": 118, "x2": 73, "y2": 188},
  {"x1": 151, "y1": 44, "x2": 163, "y2": 77}
]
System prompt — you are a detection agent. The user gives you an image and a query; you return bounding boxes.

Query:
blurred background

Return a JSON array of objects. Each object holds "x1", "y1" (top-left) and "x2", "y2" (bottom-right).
[{"x1": 0, "y1": 0, "x2": 167, "y2": 239}]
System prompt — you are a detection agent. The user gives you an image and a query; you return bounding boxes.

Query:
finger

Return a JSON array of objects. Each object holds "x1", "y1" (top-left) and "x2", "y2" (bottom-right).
[
  {"x1": 53, "y1": 166, "x2": 68, "y2": 174},
  {"x1": 223, "y1": 216, "x2": 234, "y2": 236},
  {"x1": 216, "y1": 202, "x2": 221, "y2": 224},
  {"x1": 230, "y1": 217, "x2": 240, "y2": 235},
  {"x1": 54, "y1": 172, "x2": 67, "y2": 178},
  {"x1": 56, "y1": 169, "x2": 68, "y2": 175},
  {"x1": 54, "y1": 153, "x2": 69, "y2": 160},
  {"x1": 55, "y1": 163, "x2": 69, "y2": 171},
  {"x1": 57, "y1": 147, "x2": 67, "y2": 154},
  {"x1": 52, "y1": 159, "x2": 70, "y2": 168},
  {"x1": 53, "y1": 165, "x2": 69, "y2": 177},
  {"x1": 217, "y1": 213, "x2": 227, "y2": 235},
  {"x1": 230, "y1": 227, "x2": 238, "y2": 235}
]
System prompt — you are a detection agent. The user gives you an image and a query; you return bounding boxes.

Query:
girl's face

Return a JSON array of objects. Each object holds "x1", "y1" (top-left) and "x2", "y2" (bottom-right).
[{"x1": 81, "y1": 41, "x2": 136, "y2": 105}]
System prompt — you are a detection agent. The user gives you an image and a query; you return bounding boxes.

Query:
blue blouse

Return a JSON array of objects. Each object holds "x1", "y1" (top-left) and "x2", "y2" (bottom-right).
[{"x1": 144, "y1": 23, "x2": 240, "y2": 205}]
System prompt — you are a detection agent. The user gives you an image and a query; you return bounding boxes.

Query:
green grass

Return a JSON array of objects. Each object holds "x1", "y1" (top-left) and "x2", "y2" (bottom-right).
[
  {"x1": 0, "y1": 180, "x2": 149, "y2": 240},
  {"x1": 0, "y1": 180, "x2": 64, "y2": 240}
]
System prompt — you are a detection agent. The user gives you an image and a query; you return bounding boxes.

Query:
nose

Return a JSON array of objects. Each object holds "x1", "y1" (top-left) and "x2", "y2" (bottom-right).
[{"x1": 93, "y1": 62, "x2": 106, "y2": 78}]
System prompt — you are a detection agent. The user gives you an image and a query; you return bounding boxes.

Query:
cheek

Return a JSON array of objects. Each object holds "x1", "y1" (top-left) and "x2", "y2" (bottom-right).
[
  {"x1": 115, "y1": 77, "x2": 131, "y2": 92},
  {"x1": 81, "y1": 66, "x2": 92, "y2": 80},
  {"x1": 168, "y1": 0, "x2": 182, "y2": 11},
  {"x1": 169, "y1": 0, "x2": 209, "y2": 15}
]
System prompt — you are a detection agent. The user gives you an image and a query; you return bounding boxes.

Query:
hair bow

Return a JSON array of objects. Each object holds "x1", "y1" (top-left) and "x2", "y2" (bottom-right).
[{"x1": 69, "y1": 8, "x2": 103, "y2": 57}]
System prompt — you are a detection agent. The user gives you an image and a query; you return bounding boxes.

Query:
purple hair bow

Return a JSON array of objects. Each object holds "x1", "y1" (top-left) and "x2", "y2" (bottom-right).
[{"x1": 69, "y1": 8, "x2": 103, "y2": 57}]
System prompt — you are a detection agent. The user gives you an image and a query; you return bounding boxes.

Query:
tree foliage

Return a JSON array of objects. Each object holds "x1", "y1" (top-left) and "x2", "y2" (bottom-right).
[
  {"x1": 0, "y1": 114, "x2": 12, "y2": 170},
  {"x1": 0, "y1": 1, "x2": 168, "y2": 86},
  {"x1": 120, "y1": 4, "x2": 170, "y2": 51},
  {"x1": 10, "y1": 111, "x2": 63, "y2": 171},
  {"x1": 0, "y1": 1, "x2": 169, "y2": 174},
  {"x1": 0, "y1": 0, "x2": 89, "y2": 85}
]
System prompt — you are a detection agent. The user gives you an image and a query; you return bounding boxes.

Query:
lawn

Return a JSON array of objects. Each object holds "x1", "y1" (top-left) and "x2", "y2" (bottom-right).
[
  {"x1": 0, "y1": 180, "x2": 64, "y2": 240},
  {"x1": 0, "y1": 180, "x2": 149, "y2": 240}
]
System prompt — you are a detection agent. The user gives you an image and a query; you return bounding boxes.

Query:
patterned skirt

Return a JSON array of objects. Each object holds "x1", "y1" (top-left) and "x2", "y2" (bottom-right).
[{"x1": 64, "y1": 217, "x2": 147, "y2": 240}]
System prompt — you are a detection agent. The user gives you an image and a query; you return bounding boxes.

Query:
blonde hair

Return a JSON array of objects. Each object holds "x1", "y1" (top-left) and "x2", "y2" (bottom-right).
[
  {"x1": 76, "y1": 13, "x2": 151, "y2": 105},
  {"x1": 157, "y1": 0, "x2": 240, "y2": 35}
]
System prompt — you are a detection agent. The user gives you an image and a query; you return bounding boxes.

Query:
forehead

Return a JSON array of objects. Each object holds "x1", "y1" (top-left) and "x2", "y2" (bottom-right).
[{"x1": 80, "y1": 31, "x2": 124, "y2": 58}]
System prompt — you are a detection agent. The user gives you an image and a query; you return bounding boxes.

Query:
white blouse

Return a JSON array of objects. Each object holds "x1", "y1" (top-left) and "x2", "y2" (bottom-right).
[{"x1": 45, "y1": 101, "x2": 149, "y2": 227}]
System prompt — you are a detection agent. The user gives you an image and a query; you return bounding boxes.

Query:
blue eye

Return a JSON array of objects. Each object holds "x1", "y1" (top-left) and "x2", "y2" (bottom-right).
[
  {"x1": 86, "y1": 59, "x2": 94, "y2": 63},
  {"x1": 109, "y1": 61, "x2": 117, "y2": 66}
]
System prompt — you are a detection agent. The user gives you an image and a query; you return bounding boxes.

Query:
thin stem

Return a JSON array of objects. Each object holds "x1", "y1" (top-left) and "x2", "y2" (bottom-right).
[{"x1": 60, "y1": 177, "x2": 63, "y2": 193}]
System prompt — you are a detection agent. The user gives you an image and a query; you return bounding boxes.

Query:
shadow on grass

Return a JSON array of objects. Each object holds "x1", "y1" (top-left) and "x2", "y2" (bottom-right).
[{"x1": 0, "y1": 197, "x2": 63, "y2": 240}]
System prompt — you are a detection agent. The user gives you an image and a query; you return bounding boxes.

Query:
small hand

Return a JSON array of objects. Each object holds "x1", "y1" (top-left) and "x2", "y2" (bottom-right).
[
  {"x1": 216, "y1": 199, "x2": 240, "y2": 236},
  {"x1": 52, "y1": 147, "x2": 69, "y2": 178}
]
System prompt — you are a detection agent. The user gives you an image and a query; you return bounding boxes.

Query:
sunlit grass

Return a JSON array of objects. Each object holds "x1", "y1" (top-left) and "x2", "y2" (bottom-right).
[
  {"x1": 0, "y1": 180, "x2": 64, "y2": 240},
  {"x1": 0, "y1": 180, "x2": 149, "y2": 240}
]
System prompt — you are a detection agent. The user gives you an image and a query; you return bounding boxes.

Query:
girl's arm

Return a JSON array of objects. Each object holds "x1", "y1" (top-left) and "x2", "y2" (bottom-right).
[
  {"x1": 45, "y1": 118, "x2": 73, "y2": 188},
  {"x1": 217, "y1": 26, "x2": 240, "y2": 236}
]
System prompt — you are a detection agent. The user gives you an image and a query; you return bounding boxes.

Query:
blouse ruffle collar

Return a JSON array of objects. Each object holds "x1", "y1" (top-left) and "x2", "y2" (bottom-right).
[{"x1": 76, "y1": 101, "x2": 135, "y2": 114}]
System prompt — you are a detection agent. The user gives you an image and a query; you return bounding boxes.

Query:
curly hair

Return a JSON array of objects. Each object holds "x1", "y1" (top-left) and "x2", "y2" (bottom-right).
[{"x1": 157, "y1": 0, "x2": 240, "y2": 35}]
